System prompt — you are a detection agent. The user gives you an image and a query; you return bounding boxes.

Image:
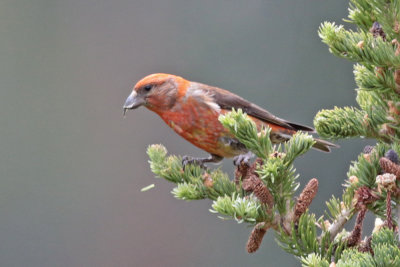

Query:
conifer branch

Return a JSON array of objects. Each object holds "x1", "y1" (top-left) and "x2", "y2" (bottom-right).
[{"x1": 144, "y1": 0, "x2": 400, "y2": 264}]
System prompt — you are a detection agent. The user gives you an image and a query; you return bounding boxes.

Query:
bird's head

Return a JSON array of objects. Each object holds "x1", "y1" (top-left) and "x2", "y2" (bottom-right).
[{"x1": 123, "y1": 73, "x2": 189, "y2": 115}]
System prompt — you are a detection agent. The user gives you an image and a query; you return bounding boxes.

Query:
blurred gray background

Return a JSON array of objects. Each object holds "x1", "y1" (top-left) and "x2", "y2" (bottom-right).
[{"x1": 0, "y1": 0, "x2": 374, "y2": 266}]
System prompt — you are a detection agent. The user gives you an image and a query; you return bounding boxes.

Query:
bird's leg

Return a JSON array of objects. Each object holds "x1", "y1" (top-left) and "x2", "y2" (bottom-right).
[
  {"x1": 182, "y1": 154, "x2": 223, "y2": 169},
  {"x1": 233, "y1": 151, "x2": 255, "y2": 166}
]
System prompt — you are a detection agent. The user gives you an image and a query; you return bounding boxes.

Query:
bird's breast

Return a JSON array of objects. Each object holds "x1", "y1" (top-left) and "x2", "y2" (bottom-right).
[{"x1": 156, "y1": 99, "x2": 240, "y2": 157}]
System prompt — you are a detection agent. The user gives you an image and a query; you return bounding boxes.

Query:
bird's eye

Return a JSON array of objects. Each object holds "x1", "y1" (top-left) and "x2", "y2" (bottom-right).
[{"x1": 144, "y1": 85, "x2": 152, "y2": 92}]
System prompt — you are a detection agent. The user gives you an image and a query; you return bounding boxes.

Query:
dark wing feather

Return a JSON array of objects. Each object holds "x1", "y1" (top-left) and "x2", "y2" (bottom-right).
[{"x1": 204, "y1": 84, "x2": 314, "y2": 132}]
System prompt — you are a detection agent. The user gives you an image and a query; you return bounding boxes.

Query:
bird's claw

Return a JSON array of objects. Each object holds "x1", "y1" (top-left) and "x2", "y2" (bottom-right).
[
  {"x1": 233, "y1": 152, "x2": 255, "y2": 166},
  {"x1": 182, "y1": 156, "x2": 208, "y2": 170}
]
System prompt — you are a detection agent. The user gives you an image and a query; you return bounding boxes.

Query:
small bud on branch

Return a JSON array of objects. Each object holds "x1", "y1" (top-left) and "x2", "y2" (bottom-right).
[
  {"x1": 202, "y1": 173, "x2": 214, "y2": 188},
  {"x1": 385, "y1": 149, "x2": 399, "y2": 164},
  {"x1": 370, "y1": 22, "x2": 386, "y2": 40},
  {"x1": 376, "y1": 173, "x2": 396, "y2": 192}
]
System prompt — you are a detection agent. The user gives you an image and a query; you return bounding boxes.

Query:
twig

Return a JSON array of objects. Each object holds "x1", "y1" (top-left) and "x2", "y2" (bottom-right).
[
  {"x1": 397, "y1": 204, "x2": 400, "y2": 241},
  {"x1": 328, "y1": 208, "x2": 353, "y2": 241},
  {"x1": 386, "y1": 191, "x2": 394, "y2": 230},
  {"x1": 347, "y1": 207, "x2": 367, "y2": 247}
]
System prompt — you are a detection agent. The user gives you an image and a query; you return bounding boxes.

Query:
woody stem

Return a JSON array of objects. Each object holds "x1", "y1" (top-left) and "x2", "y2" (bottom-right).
[
  {"x1": 397, "y1": 203, "x2": 400, "y2": 241},
  {"x1": 387, "y1": 191, "x2": 393, "y2": 230}
]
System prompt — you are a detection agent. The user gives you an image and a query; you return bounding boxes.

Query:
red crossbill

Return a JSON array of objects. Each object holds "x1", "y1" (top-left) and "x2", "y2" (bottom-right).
[{"x1": 123, "y1": 73, "x2": 336, "y2": 167}]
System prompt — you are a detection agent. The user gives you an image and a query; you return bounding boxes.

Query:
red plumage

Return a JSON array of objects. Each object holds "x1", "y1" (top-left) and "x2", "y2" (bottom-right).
[{"x1": 124, "y1": 73, "x2": 336, "y2": 165}]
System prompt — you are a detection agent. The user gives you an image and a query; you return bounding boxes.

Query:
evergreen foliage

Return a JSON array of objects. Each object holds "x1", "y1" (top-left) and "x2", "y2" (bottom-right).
[{"x1": 145, "y1": 0, "x2": 400, "y2": 264}]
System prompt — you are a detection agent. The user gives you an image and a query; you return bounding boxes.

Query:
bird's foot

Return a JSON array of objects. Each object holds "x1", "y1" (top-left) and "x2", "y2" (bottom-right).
[
  {"x1": 182, "y1": 156, "x2": 208, "y2": 170},
  {"x1": 233, "y1": 151, "x2": 255, "y2": 166},
  {"x1": 182, "y1": 154, "x2": 223, "y2": 170}
]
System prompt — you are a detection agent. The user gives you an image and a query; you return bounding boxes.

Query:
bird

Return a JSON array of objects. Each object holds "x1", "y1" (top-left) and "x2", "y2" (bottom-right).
[{"x1": 123, "y1": 73, "x2": 336, "y2": 167}]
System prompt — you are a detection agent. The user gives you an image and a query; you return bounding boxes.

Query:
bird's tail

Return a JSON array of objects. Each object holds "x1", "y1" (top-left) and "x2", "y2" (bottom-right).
[{"x1": 312, "y1": 138, "x2": 338, "y2": 152}]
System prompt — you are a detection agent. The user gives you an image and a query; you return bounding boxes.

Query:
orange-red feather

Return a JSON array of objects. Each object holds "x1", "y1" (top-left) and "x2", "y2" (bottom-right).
[{"x1": 131, "y1": 73, "x2": 335, "y2": 156}]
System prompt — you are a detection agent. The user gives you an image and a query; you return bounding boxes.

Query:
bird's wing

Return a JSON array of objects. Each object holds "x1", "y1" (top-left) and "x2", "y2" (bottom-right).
[{"x1": 204, "y1": 85, "x2": 314, "y2": 132}]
